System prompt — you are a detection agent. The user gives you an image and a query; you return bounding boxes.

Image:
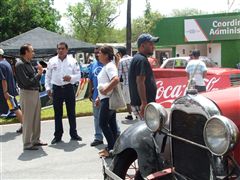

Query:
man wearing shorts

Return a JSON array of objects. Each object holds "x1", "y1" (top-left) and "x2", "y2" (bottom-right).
[
  {"x1": 0, "y1": 49, "x2": 23, "y2": 133},
  {"x1": 128, "y1": 34, "x2": 159, "y2": 120}
]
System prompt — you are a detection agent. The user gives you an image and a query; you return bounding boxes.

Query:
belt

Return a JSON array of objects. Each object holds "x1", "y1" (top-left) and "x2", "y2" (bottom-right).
[
  {"x1": 53, "y1": 84, "x2": 72, "y2": 88},
  {"x1": 22, "y1": 88, "x2": 39, "y2": 91}
]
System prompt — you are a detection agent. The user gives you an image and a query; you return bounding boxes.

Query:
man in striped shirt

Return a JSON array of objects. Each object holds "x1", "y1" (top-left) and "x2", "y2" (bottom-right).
[{"x1": 117, "y1": 46, "x2": 133, "y2": 120}]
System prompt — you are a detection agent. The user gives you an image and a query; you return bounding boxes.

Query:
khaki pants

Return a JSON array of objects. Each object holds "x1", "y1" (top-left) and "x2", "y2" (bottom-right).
[{"x1": 20, "y1": 89, "x2": 41, "y2": 149}]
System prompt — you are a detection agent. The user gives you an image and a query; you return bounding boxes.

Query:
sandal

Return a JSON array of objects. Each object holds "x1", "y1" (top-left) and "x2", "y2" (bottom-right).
[{"x1": 98, "y1": 149, "x2": 113, "y2": 158}]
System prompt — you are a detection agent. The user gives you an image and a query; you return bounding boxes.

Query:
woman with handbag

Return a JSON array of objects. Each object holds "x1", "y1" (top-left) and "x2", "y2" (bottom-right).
[{"x1": 97, "y1": 45, "x2": 120, "y2": 157}]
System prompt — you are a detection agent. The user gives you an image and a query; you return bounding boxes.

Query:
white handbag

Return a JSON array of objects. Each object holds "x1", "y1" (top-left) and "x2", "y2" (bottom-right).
[{"x1": 109, "y1": 83, "x2": 126, "y2": 110}]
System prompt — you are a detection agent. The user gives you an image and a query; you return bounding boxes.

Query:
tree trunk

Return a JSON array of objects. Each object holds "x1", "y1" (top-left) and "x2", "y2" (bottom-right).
[{"x1": 126, "y1": 0, "x2": 132, "y2": 56}]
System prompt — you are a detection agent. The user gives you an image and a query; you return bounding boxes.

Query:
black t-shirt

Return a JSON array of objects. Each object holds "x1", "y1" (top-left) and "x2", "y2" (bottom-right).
[
  {"x1": 0, "y1": 59, "x2": 18, "y2": 96},
  {"x1": 128, "y1": 53, "x2": 157, "y2": 106}
]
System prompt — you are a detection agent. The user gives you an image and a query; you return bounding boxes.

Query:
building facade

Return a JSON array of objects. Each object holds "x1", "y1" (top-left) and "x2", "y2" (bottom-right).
[{"x1": 153, "y1": 12, "x2": 240, "y2": 68}]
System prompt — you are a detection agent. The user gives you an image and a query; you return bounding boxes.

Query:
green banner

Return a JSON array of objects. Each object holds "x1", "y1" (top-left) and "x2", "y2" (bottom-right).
[{"x1": 184, "y1": 15, "x2": 240, "y2": 42}]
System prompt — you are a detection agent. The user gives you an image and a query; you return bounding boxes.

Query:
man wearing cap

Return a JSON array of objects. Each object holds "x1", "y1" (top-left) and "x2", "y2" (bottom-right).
[
  {"x1": 128, "y1": 33, "x2": 159, "y2": 120},
  {"x1": 186, "y1": 49, "x2": 207, "y2": 92},
  {"x1": 0, "y1": 49, "x2": 23, "y2": 133}
]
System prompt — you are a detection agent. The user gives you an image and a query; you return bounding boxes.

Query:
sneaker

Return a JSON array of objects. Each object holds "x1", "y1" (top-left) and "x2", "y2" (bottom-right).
[
  {"x1": 90, "y1": 139, "x2": 103, "y2": 146},
  {"x1": 16, "y1": 126, "x2": 22, "y2": 133},
  {"x1": 125, "y1": 115, "x2": 133, "y2": 120},
  {"x1": 71, "y1": 135, "x2": 82, "y2": 141}
]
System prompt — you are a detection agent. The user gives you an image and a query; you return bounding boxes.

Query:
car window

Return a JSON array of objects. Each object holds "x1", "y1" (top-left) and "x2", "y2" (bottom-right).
[
  {"x1": 174, "y1": 59, "x2": 187, "y2": 68},
  {"x1": 165, "y1": 60, "x2": 174, "y2": 68},
  {"x1": 203, "y1": 59, "x2": 217, "y2": 67}
]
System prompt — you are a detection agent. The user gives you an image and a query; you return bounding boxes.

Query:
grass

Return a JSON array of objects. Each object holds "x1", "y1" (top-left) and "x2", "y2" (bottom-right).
[
  {"x1": 0, "y1": 98, "x2": 126, "y2": 125},
  {"x1": 0, "y1": 99, "x2": 93, "y2": 125}
]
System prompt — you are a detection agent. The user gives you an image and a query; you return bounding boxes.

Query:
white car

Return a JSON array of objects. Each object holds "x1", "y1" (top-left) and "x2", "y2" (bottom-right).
[{"x1": 160, "y1": 56, "x2": 217, "y2": 69}]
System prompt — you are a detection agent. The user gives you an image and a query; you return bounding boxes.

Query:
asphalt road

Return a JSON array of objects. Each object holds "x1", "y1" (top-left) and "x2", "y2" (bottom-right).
[{"x1": 0, "y1": 113, "x2": 134, "y2": 180}]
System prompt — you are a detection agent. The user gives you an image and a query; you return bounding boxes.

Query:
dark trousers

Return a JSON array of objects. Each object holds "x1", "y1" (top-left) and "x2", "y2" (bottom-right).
[
  {"x1": 52, "y1": 84, "x2": 77, "y2": 139},
  {"x1": 99, "y1": 98, "x2": 118, "y2": 150},
  {"x1": 195, "y1": 85, "x2": 206, "y2": 93}
]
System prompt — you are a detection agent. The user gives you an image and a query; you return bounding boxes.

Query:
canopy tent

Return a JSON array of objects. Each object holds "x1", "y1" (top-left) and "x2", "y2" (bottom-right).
[{"x1": 0, "y1": 27, "x2": 95, "y2": 58}]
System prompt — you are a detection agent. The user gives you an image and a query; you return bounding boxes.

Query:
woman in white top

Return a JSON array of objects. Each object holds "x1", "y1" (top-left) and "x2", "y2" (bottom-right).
[{"x1": 97, "y1": 45, "x2": 120, "y2": 157}]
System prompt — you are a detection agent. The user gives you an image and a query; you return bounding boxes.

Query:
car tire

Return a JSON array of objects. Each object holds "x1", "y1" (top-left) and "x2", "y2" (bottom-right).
[{"x1": 110, "y1": 148, "x2": 144, "y2": 180}]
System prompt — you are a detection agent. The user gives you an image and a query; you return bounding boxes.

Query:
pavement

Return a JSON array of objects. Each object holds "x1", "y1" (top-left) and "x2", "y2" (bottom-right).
[{"x1": 0, "y1": 113, "x2": 135, "y2": 180}]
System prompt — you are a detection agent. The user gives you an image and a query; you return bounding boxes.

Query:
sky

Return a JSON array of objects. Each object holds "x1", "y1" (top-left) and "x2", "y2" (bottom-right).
[{"x1": 53, "y1": 0, "x2": 240, "y2": 32}]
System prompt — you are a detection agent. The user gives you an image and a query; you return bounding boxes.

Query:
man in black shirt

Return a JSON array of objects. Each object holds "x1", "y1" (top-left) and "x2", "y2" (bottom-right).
[
  {"x1": 15, "y1": 44, "x2": 47, "y2": 150},
  {"x1": 128, "y1": 33, "x2": 159, "y2": 120}
]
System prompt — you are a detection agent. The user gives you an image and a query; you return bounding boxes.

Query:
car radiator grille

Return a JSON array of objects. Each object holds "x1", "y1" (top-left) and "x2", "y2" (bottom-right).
[
  {"x1": 171, "y1": 110, "x2": 210, "y2": 180},
  {"x1": 230, "y1": 74, "x2": 240, "y2": 86}
]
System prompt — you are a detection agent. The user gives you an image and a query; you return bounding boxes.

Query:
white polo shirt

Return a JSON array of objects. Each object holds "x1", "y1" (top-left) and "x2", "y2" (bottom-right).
[{"x1": 45, "y1": 55, "x2": 81, "y2": 91}]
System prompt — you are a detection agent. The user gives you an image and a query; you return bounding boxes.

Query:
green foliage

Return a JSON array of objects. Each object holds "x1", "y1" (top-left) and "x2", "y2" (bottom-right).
[
  {"x1": 171, "y1": 8, "x2": 207, "y2": 17},
  {"x1": 66, "y1": 0, "x2": 124, "y2": 43},
  {"x1": 0, "y1": 0, "x2": 62, "y2": 41},
  {"x1": 104, "y1": 28, "x2": 126, "y2": 43},
  {"x1": 131, "y1": 0, "x2": 162, "y2": 42}
]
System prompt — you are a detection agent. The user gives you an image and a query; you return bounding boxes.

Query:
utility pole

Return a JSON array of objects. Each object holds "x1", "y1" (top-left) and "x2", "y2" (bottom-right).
[{"x1": 126, "y1": 0, "x2": 132, "y2": 55}]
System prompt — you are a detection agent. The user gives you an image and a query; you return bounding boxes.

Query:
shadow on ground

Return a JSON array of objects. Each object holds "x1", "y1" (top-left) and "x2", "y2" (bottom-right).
[
  {"x1": 48, "y1": 140, "x2": 86, "y2": 152},
  {"x1": 18, "y1": 147, "x2": 48, "y2": 161},
  {"x1": 0, "y1": 132, "x2": 21, "y2": 142}
]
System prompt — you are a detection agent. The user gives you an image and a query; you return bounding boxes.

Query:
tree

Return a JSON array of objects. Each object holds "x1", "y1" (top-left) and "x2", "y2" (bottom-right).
[
  {"x1": 171, "y1": 8, "x2": 206, "y2": 17},
  {"x1": 0, "y1": 0, "x2": 62, "y2": 42},
  {"x1": 131, "y1": 0, "x2": 162, "y2": 42},
  {"x1": 67, "y1": 0, "x2": 123, "y2": 44}
]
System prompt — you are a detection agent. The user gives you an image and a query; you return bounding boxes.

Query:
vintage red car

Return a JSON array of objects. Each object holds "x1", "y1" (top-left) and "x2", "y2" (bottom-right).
[
  {"x1": 153, "y1": 59, "x2": 240, "y2": 108},
  {"x1": 104, "y1": 86, "x2": 240, "y2": 180}
]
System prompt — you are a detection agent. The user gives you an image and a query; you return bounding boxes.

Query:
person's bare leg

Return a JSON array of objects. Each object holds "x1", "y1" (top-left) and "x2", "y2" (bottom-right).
[
  {"x1": 15, "y1": 109, "x2": 23, "y2": 133},
  {"x1": 127, "y1": 104, "x2": 132, "y2": 115},
  {"x1": 125, "y1": 104, "x2": 133, "y2": 120},
  {"x1": 15, "y1": 109, "x2": 23, "y2": 124}
]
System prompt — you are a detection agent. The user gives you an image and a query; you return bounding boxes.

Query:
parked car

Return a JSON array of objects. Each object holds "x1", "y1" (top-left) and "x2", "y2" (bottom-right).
[
  {"x1": 104, "y1": 86, "x2": 240, "y2": 180},
  {"x1": 160, "y1": 56, "x2": 217, "y2": 69},
  {"x1": 153, "y1": 57, "x2": 240, "y2": 108}
]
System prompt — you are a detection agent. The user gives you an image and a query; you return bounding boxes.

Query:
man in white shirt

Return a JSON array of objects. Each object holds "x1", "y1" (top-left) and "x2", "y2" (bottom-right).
[
  {"x1": 45, "y1": 42, "x2": 82, "y2": 144},
  {"x1": 185, "y1": 49, "x2": 207, "y2": 92}
]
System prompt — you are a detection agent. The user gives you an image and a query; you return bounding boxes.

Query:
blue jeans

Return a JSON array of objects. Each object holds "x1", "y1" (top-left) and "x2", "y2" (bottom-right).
[
  {"x1": 92, "y1": 103, "x2": 103, "y2": 141},
  {"x1": 99, "y1": 98, "x2": 118, "y2": 150}
]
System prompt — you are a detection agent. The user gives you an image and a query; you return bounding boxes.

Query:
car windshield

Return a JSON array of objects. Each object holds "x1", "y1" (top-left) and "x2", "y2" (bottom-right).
[
  {"x1": 201, "y1": 59, "x2": 218, "y2": 67},
  {"x1": 162, "y1": 57, "x2": 217, "y2": 68}
]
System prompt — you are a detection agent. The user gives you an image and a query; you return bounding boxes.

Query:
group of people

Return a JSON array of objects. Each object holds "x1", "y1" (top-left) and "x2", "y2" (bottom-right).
[
  {"x1": 0, "y1": 42, "x2": 82, "y2": 150},
  {"x1": 87, "y1": 33, "x2": 160, "y2": 157},
  {"x1": 0, "y1": 32, "x2": 206, "y2": 154}
]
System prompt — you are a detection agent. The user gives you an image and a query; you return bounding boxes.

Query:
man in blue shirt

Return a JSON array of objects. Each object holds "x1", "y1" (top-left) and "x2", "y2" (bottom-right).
[
  {"x1": 0, "y1": 49, "x2": 23, "y2": 133},
  {"x1": 88, "y1": 47, "x2": 104, "y2": 146}
]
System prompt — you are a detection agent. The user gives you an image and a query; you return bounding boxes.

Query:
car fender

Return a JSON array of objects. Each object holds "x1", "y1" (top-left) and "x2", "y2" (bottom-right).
[{"x1": 113, "y1": 121, "x2": 170, "y2": 177}]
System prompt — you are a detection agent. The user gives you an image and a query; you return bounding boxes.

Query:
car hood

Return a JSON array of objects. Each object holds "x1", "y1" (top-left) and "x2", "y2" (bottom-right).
[
  {"x1": 202, "y1": 86, "x2": 240, "y2": 127},
  {"x1": 207, "y1": 68, "x2": 240, "y2": 75}
]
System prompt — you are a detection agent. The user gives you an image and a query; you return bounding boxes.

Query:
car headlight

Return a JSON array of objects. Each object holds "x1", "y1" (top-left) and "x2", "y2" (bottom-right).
[
  {"x1": 144, "y1": 102, "x2": 168, "y2": 132},
  {"x1": 203, "y1": 115, "x2": 239, "y2": 156}
]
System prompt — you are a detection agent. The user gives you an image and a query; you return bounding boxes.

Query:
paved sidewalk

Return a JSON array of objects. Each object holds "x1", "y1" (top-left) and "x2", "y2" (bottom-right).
[{"x1": 0, "y1": 113, "x2": 134, "y2": 180}]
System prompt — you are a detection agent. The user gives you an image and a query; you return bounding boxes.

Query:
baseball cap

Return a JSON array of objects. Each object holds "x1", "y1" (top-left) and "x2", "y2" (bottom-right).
[
  {"x1": 137, "y1": 33, "x2": 159, "y2": 47},
  {"x1": 0, "y1": 49, "x2": 4, "y2": 55},
  {"x1": 192, "y1": 49, "x2": 200, "y2": 57}
]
